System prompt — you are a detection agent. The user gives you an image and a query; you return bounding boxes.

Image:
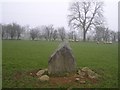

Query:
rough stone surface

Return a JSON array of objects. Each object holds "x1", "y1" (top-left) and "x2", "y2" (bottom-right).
[
  {"x1": 48, "y1": 42, "x2": 76, "y2": 75},
  {"x1": 38, "y1": 75, "x2": 49, "y2": 82},
  {"x1": 36, "y1": 70, "x2": 45, "y2": 76}
]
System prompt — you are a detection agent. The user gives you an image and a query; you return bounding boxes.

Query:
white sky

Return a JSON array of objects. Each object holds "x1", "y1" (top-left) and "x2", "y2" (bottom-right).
[{"x1": 0, "y1": 0, "x2": 119, "y2": 31}]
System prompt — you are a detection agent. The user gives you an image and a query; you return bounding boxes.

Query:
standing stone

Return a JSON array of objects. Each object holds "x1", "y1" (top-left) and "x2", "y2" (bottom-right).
[{"x1": 48, "y1": 42, "x2": 76, "y2": 75}]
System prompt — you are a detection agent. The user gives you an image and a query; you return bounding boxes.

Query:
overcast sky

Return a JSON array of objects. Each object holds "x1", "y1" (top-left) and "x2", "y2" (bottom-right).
[{"x1": 0, "y1": 0, "x2": 119, "y2": 31}]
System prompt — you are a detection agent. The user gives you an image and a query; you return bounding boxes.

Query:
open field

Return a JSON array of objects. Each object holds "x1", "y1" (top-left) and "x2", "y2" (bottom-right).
[{"x1": 2, "y1": 40, "x2": 118, "y2": 88}]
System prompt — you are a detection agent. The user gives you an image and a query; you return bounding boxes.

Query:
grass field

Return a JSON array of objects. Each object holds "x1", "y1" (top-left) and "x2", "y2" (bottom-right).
[{"x1": 2, "y1": 40, "x2": 118, "y2": 88}]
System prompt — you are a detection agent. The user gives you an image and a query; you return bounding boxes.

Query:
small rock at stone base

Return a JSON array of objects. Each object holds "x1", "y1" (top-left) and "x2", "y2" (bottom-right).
[
  {"x1": 74, "y1": 74, "x2": 80, "y2": 78},
  {"x1": 44, "y1": 68, "x2": 48, "y2": 72},
  {"x1": 30, "y1": 73, "x2": 32, "y2": 75},
  {"x1": 36, "y1": 70, "x2": 45, "y2": 76},
  {"x1": 88, "y1": 73, "x2": 100, "y2": 79},
  {"x1": 65, "y1": 73, "x2": 69, "y2": 76},
  {"x1": 38, "y1": 75, "x2": 49, "y2": 82},
  {"x1": 81, "y1": 67, "x2": 91, "y2": 72},
  {"x1": 75, "y1": 78, "x2": 80, "y2": 82},
  {"x1": 81, "y1": 67, "x2": 100, "y2": 79},
  {"x1": 77, "y1": 70, "x2": 85, "y2": 76},
  {"x1": 79, "y1": 75, "x2": 84, "y2": 79},
  {"x1": 80, "y1": 80, "x2": 86, "y2": 84}
]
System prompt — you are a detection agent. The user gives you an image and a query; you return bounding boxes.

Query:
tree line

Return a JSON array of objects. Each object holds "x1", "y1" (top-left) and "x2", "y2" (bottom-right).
[
  {"x1": 1, "y1": 23, "x2": 66, "y2": 41},
  {"x1": 1, "y1": 23, "x2": 119, "y2": 42},
  {"x1": 2, "y1": 23, "x2": 24, "y2": 40}
]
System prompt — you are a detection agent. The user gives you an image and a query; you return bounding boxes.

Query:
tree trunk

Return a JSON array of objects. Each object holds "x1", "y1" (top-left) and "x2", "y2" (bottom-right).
[
  {"x1": 83, "y1": 30, "x2": 86, "y2": 42},
  {"x1": 32, "y1": 37, "x2": 34, "y2": 40},
  {"x1": 11, "y1": 36, "x2": 14, "y2": 40},
  {"x1": 17, "y1": 35, "x2": 20, "y2": 40}
]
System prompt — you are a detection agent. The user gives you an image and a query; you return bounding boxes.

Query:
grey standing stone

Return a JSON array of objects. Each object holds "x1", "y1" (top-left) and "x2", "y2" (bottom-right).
[{"x1": 48, "y1": 41, "x2": 76, "y2": 75}]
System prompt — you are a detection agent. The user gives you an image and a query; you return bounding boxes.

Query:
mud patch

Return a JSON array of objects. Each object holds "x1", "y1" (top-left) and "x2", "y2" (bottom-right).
[
  {"x1": 25, "y1": 67, "x2": 102, "y2": 87},
  {"x1": 14, "y1": 71, "x2": 23, "y2": 80}
]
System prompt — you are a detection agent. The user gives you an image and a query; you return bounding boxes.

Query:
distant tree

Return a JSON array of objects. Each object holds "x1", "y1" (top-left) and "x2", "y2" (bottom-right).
[
  {"x1": 42, "y1": 25, "x2": 54, "y2": 41},
  {"x1": 58, "y1": 27, "x2": 66, "y2": 41},
  {"x1": 30, "y1": 28, "x2": 39, "y2": 40},
  {"x1": 95, "y1": 26, "x2": 106, "y2": 41},
  {"x1": 7, "y1": 24, "x2": 16, "y2": 39},
  {"x1": 53, "y1": 30, "x2": 58, "y2": 40},
  {"x1": 43, "y1": 26, "x2": 50, "y2": 41},
  {"x1": 22, "y1": 25, "x2": 30, "y2": 40},
  {"x1": 104, "y1": 28, "x2": 110, "y2": 42},
  {"x1": 2, "y1": 25, "x2": 6, "y2": 39},
  {"x1": 95, "y1": 26, "x2": 113, "y2": 42},
  {"x1": 68, "y1": 1, "x2": 104, "y2": 41},
  {"x1": 68, "y1": 30, "x2": 77, "y2": 41},
  {"x1": 31, "y1": 26, "x2": 42, "y2": 40},
  {"x1": 2, "y1": 23, "x2": 24, "y2": 40},
  {"x1": 48, "y1": 25, "x2": 54, "y2": 41},
  {"x1": 110, "y1": 31, "x2": 118, "y2": 42},
  {"x1": 73, "y1": 31, "x2": 77, "y2": 42},
  {"x1": 15, "y1": 24, "x2": 24, "y2": 40},
  {"x1": 68, "y1": 31, "x2": 74, "y2": 40},
  {"x1": 118, "y1": 32, "x2": 120, "y2": 42},
  {"x1": 4, "y1": 25, "x2": 10, "y2": 39},
  {"x1": 37, "y1": 28, "x2": 43, "y2": 40}
]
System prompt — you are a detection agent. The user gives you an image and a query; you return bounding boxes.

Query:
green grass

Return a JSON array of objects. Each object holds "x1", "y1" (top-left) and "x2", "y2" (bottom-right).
[
  {"x1": 2, "y1": 40, "x2": 118, "y2": 88},
  {"x1": 71, "y1": 42, "x2": 118, "y2": 88}
]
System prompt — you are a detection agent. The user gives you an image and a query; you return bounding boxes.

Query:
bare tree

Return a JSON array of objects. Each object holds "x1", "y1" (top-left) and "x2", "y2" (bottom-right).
[
  {"x1": 68, "y1": 1, "x2": 104, "y2": 41},
  {"x1": 58, "y1": 27, "x2": 66, "y2": 41},
  {"x1": 37, "y1": 27, "x2": 43, "y2": 40},
  {"x1": 95, "y1": 26, "x2": 106, "y2": 41},
  {"x1": 2, "y1": 25, "x2": 6, "y2": 39},
  {"x1": 43, "y1": 25, "x2": 54, "y2": 41},
  {"x1": 68, "y1": 31, "x2": 74, "y2": 40},
  {"x1": 48, "y1": 25, "x2": 54, "y2": 41},
  {"x1": 30, "y1": 28, "x2": 39, "y2": 40},
  {"x1": 2, "y1": 23, "x2": 24, "y2": 40},
  {"x1": 118, "y1": 32, "x2": 120, "y2": 42},
  {"x1": 22, "y1": 25, "x2": 30, "y2": 40},
  {"x1": 53, "y1": 30, "x2": 58, "y2": 40},
  {"x1": 15, "y1": 24, "x2": 24, "y2": 40},
  {"x1": 73, "y1": 31, "x2": 78, "y2": 42},
  {"x1": 104, "y1": 28, "x2": 110, "y2": 42},
  {"x1": 7, "y1": 23, "x2": 16, "y2": 39},
  {"x1": 68, "y1": 30, "x2": 77, "y2": 41},
  {"x1": 110, "y1": 31, "x2": 118, "y2": 42}
]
